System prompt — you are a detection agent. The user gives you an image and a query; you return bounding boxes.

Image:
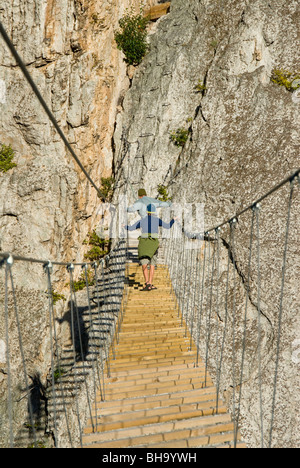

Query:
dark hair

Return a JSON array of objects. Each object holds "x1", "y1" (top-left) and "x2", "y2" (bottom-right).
[{"x1": 138, "y1": 188, "x2": 147, "y2": 197}]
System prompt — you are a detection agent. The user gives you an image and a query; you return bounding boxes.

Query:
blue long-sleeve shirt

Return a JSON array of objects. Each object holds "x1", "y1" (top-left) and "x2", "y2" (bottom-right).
[
  {"x1": 126, "y1": 215, "x2": 175, "y2": 238},
  {"x1": 127, "y1": 196, "x2": 172, "y2": 218}
]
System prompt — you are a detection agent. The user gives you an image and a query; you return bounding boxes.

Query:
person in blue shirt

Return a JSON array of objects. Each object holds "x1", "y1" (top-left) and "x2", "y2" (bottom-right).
[
  {"x1": 127, "y1": 188, "x2": 172, "y2": 218},
  {"x1": 125, "y1": 203, "x2": 176, "y2": 291}
]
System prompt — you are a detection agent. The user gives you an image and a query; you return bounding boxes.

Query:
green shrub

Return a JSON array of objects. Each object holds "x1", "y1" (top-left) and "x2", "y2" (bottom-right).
[
  {"x1": 83, "y1": 229, "x2": 111, "y2": 262},
  {"x1": 195, "y1": 79, "x2": 207, "y2": 93},
  {"x1": 100, "y1": 176, "x2": 115, "y2": 201},
  {"x1": 72, "y1": 268, "x2": 95, "y2": 292},
  {"x1": 169, "y1": 128, "x2": 189, "y2": 148},
  {"x1": 157, "y1": 184, "x2": 172, "y2": 202},
  {"x1": 51, "y1": 291, "x2": 66, "y2": 306},
  {"x1": 0, "y1": 143, "x2": 17, "y2": 173},
  {"x1": 114, "y1": 6, "x2": 149, "y2": 66},
  {"x1": 271, "y1": 68, "x2": 300, "y2": 91},
  {"x1": 54, "y1": 366, "x2": 66, "y2": 382}
]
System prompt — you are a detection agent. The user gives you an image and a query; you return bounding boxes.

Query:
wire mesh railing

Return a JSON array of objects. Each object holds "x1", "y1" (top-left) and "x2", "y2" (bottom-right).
[
  {"x1": 0, "y1": 239, "x2": 128, "y2": 448},
  {"x1": 162, "y1": 174, "x2": 299, "y2": 448}
]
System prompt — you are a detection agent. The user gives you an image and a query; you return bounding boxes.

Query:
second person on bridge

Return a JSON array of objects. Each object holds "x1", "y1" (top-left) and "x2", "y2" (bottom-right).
[{"x1": 125, "y1": 203, "x2": 176, "y2": 291}]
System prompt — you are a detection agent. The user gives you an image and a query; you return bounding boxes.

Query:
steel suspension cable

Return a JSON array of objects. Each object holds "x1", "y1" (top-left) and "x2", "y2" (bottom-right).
[
  {"x1": 235, "y1": 209, "x2": 255, "y2": 441},
  {"x1": 44, "y1": 262, "x2": 73, "y2": 447},
  {"x1": 229, "y1": 219, "x2": 238, "y2": 448},
  {"x1": 254, "y1": 205, "x2": 264, "y2": 448},
  {"x1": 67, "y1": 264, "x2": 83, "y2": 447},
  {"x1": 205, "y1": 169, "x2": 300, "y2": 234},
  {"x1": 196, "y1": 237, "x2": 207, "y2": 367},
  {"x1": 45, "y1": 263, "x2": 58, "y2": 446},
  {"x1": 82, "y1": 264, "x2": 99, "y2": 432},
  {"x1": 92, "y1": 261, "x2": 106, "y2": 402},
  {"x1": 214, "y1": 228, "x2": 221, "y2": 413},
  {"x1": 269, "y1": 179, "x2": 295, "y2": 448},
  {"x1": 4, "y1": 259, "x2": 14, "y2": 447}
]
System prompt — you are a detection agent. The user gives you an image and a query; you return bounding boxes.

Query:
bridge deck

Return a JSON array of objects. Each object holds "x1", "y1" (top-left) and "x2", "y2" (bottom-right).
[{"x1": 82, "y1": 264, "x2": 246, "y2": 448}]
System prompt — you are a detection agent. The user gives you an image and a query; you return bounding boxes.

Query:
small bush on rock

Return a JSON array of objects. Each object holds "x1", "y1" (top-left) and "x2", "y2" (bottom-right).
[
  {"x1": 114, "y1": 6, "x2": 149, "y2": 66},
  {"x1": 0, "y1": 143, "x2": 17, "y2": 173},
  {"x1": 271, "y1": 68, "x2": 300, "y2": 91}
]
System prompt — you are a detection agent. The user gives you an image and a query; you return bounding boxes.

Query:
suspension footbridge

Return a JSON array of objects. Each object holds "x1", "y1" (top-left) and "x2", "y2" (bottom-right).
[{"x1": 0, "y1": 19, "x2": 299, "y2": 449}]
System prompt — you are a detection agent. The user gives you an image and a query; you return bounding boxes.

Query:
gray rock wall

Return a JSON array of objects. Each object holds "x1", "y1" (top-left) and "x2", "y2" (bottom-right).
[{"x1": 113, "y1": 0, "x2": 300, "y2": 448}]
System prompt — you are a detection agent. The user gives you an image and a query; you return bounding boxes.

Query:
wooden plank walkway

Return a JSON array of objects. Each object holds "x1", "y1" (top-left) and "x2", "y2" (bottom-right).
[{"x1": 82, "y1": 264, "x2": 246, "y2": 448}]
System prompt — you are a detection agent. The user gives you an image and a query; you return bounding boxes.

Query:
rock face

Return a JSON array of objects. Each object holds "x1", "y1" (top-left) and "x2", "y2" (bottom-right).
[
  {"x1": 0, "y1": 0, "x2": 143, "y2": 447},
  {"x1": 0, "y1": 0, "x2": 139, "y2": 271},
  {"x1": 113, "y1": 0, "x2": 300, "y2": 448}
]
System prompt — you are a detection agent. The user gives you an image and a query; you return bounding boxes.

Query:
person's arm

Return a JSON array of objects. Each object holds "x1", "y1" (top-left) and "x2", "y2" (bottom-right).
[
  {"x1": 159, "y1": 218, "x2": 175, "y2": 229},
  {"x1": 125, "y1": 220, "x2": 141, "y2": 231},
  {"x1": 148, "y1": 197, "x2": 172, "y2": 209},
  {"x1": 127, "y1": 200, "x2": 142, "y2": 213},
  {"x1": 157, "y1": 200, "x2": 172, "y2": 208}
]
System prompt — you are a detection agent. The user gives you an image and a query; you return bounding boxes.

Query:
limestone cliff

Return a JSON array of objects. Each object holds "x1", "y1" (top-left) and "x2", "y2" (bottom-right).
[
  {"x1": 113, "y1": 0, "x2": 300, "y2": 448},
  {"x1": 0, "y1": 0, "x2": 143, "y2": 447}
]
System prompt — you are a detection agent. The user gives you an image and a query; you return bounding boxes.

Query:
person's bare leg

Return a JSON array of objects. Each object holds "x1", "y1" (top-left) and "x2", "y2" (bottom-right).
[
  {"x1": 149, "y1": 265, "x2": 155, "y2": 286},
  {"x1": 142, "y1": 265, "x2": 149, "y2": 285}
]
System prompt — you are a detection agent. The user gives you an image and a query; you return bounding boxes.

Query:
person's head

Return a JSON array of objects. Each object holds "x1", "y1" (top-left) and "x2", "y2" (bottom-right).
[
  {"x1": 147, "y1": 204, "x2": 156, "y2": 215},
  {"x1": 138, "y1": 188, "x2": 147, "y2": 198}
]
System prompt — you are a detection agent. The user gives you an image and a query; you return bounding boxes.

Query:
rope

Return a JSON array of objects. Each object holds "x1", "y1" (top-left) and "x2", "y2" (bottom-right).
[
  {"x1": 67, "y1": 264, "x2": 84, "y2": 447},
  {"x1": 166, "y1": 171, "x2": 298, "y2": 448},
  {"x1": 214, "y1": 228, "x2": 221, "y2": 413},
  {"x1": 82, "y1": 264, "x2": 99, "y2": 432}
]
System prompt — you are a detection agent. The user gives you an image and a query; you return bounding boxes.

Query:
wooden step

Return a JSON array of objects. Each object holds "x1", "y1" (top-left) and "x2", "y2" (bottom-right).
[
  {"x1": 82, "y1": 413, "x2": 238, "y2": 448},
  {"x1": 81, "y1": 263, "x2": 246, "y2": 448}
]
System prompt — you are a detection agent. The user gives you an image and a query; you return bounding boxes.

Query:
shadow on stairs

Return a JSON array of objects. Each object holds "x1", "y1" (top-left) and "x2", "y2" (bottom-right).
[{"x1": 81, "y1": 262, "x2": 247, "y2": 448}]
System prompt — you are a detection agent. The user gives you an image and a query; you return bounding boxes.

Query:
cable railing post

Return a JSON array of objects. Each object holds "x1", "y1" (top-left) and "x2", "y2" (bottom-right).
[
  {"x1": 3, "y1": 255, "x2": 14, "y2": 448},
  {"x1": 229, "y1": 218, "x2": 238, "y2": 448},
  {"x1": 269, "y1": 178, "x2": 295, "y2": 448},
  {"x1": 44, "y1": 261, "x2": 58, "y2": 446},
  {"x1": 92, "y1": 261, "x2": 106, "y2": 402},
  {"x1": 66, "y1": 263, "x2": 83, "y2": 448}
]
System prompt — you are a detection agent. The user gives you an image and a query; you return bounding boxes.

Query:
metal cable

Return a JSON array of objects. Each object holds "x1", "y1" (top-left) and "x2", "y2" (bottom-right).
[
  {"x1": 229, "y1": 220, "x2": 238, "y2": 448},
  {"x1": 4, "y1": 260, "x2": 14, "y2": 447},
  {"x1": 215, "y1": 232, "x2": 231, "y2": 413},
  {"x1": 269, "y1": 180, "x2": 295, "y2": 448},
  {"x1": 235, "y1": 209, "x2": 255, "y2": 441},
  {"x1": 82, "y1": 264, "x2": 98, "y2": 432},
  {"x1": 44, "y1": 262, "x2": 73, "y2": 447},
  {"x1": 254, "y1": 205, "x2": 264, "y2": 448},
  {"x1": 92, "y1": 261, "x2": 106, "y2": 402},
  {"x1": 45, "y1": 264, "x2": 58, "y2": 446},
  {"x1": 196, "y1": 238, "x2": 207, "y2": 367},
  {"x1": 8, "y1": 261, "x2": 37, "y2": 447},
  {"x1": 214, "y1": 228, "x2": 221, "y2": 413},
  {"x1": 67, "y1": 265, "x2": 83, "y2": 447},
  {"x1": 205, "y1": 169, "x2": 300, "y2": 234}
]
